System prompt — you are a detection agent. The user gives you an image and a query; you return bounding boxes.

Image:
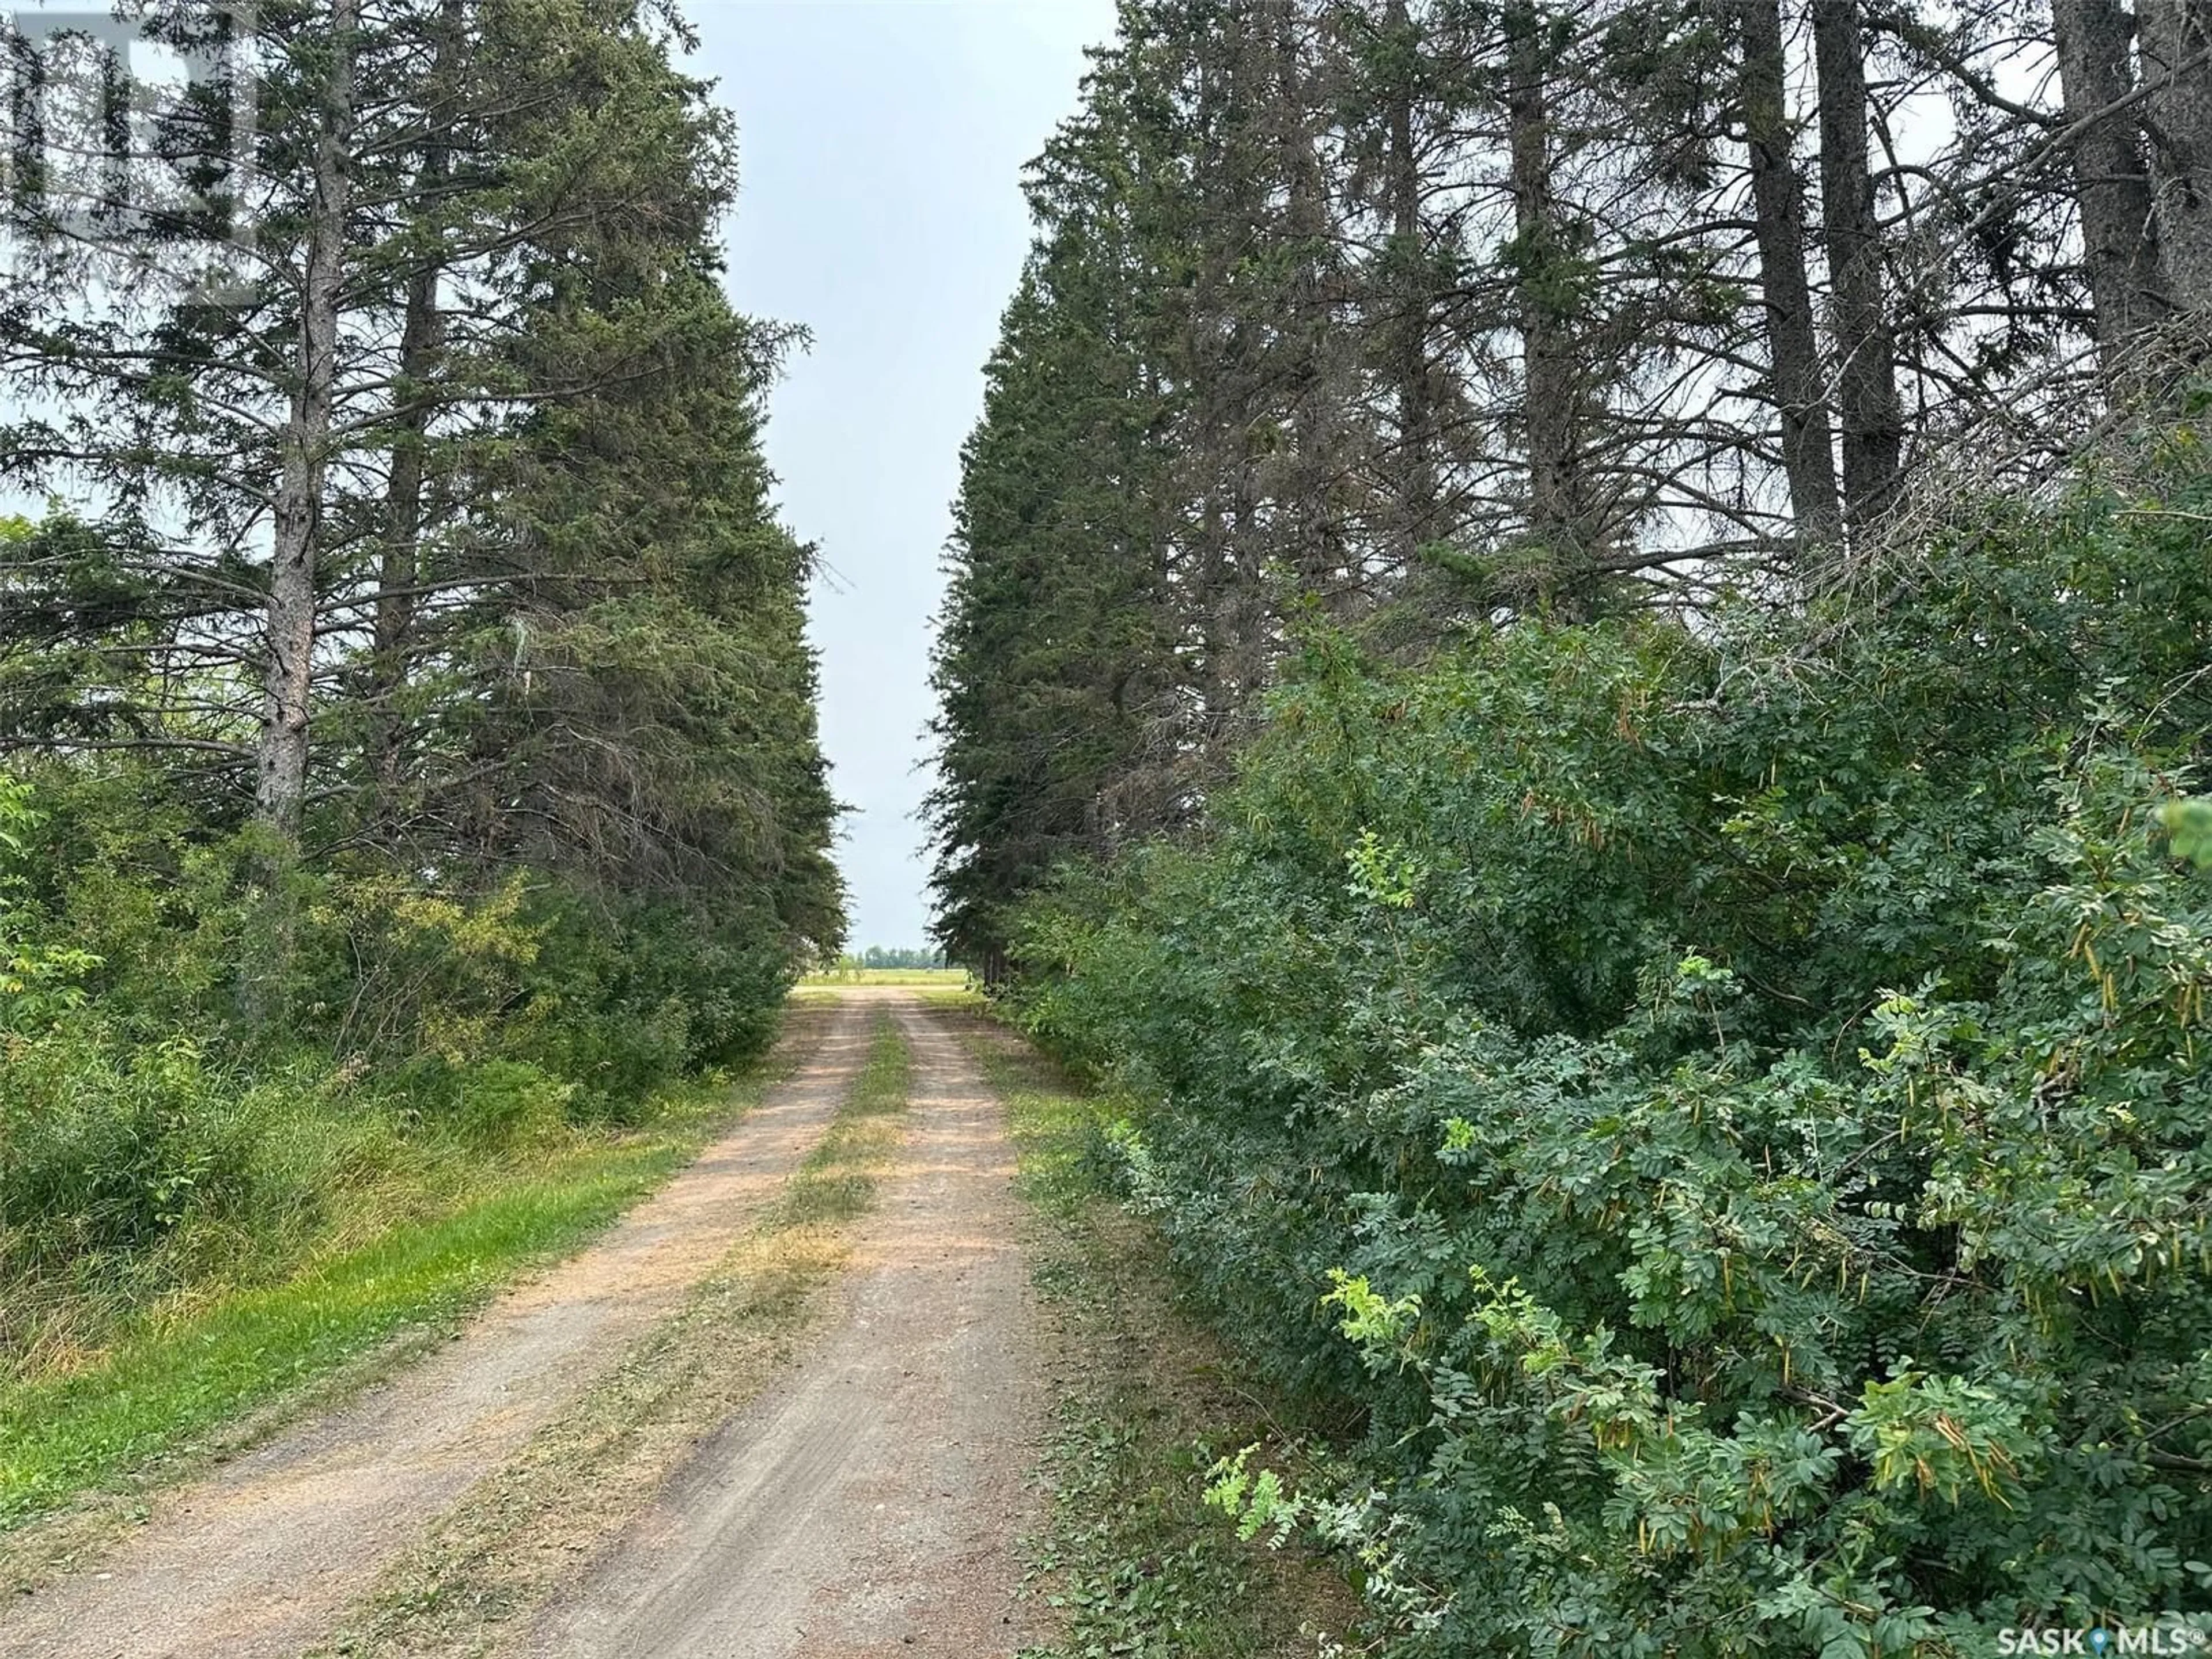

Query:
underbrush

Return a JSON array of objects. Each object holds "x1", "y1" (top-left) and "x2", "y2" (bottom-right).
[
  {"x1": 0, "y1": 770, "x2": 806, "y2": 1367},
  {"x1": 0, "y1": 1014, "x2": 776, "y2": 1390},
  {"x1": 1005, "y1": 441, "x2": 2212, "y2": 1651},
  {"x1": 0, "y1": 769, "x2": 825, "y2": 1524},
  {"x1": 949, "y1": 1010, "x2": 1361, "y2": 1659}
]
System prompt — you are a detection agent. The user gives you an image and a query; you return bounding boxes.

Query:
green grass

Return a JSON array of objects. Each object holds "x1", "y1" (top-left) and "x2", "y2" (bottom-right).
[
  {"x1": 948, "y1": 1014, "x2": 1361, "y2": 1659},
  {"x1": 0, "y1": 1033, "x2": 813, "y2": 1536},
  {"x1": 775, "y1": 1010, "x2": 911, "y2": 1226},
  {"x1": 915, "y1": 985, "x2": 989, "y2": 1009}
]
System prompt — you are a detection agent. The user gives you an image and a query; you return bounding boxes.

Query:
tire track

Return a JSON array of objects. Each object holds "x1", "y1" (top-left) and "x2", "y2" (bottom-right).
[
  {"x1": 526, "y1": 994, "x2": 1044, "y2": 1659},
  {"x1": 0, "y1": 997, "x2": 875, "y2": 1659}
]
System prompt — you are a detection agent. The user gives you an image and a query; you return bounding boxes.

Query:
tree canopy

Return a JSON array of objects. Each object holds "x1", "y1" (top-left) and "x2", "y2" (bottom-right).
[{"x1": 937, "y1": 1, "x2": 2212, "y2": 1646}]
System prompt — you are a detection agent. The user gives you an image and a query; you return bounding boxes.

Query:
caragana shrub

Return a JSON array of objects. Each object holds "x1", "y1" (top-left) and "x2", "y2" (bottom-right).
[{"x1": 1009, "y1": 456, "x2": 2212, "y2": 1654}]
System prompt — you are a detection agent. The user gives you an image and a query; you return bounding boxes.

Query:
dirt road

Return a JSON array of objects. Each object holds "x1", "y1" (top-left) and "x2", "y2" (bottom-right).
[
  {"x1": 528, "y1": 1001, "x2": 1042, "y2": 1658},
  {"x1": 0, "y1": 993, "x2": 1044, "y2": 1659}
]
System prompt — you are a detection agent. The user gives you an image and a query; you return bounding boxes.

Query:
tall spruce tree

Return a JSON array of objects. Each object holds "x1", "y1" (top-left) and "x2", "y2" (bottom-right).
[
  {"x1": 927, "y1": 53, "x2": 1182, "y2": 971},
  {"x1": 931, "y1": 0, "x2": 2212, "y2": 964},
  {"x1": 1, "y1": 0, "x2": 844, "y2": 1000}
]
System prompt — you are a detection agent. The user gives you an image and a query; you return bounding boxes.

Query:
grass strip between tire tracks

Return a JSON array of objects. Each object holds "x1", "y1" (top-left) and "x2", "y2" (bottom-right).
[{"x1": 309, "y1": 1006, "x2": 914, "y2": 1658}]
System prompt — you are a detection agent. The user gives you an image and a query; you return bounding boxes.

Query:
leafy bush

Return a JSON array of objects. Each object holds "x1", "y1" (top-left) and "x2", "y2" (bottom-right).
[
  {"x1": 0, "y1": 760, "x2": 809, "y2": 1374},
  {"x1": 2, "y1": 1030, "x2": 234, "y2": 1267},
  {"x1": 1009, "y1": 455, "x2": 2212, "y2": 1652}
]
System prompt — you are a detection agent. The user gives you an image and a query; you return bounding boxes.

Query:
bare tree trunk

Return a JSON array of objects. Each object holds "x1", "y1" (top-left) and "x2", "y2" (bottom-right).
[
  {"x1": 1506, "y1": 0, "x2": 1588, "y2": 590},
  {"x1": 2139, "y1": 0, "x2": 2212, "y2": 309},
  {"x1": 368, "y1": 265, "x2": 438, "y2": 820},
  {"x1": 1384, "y1": 0, "x2": 1437, "y2": 575},
  {"x1": 2053, "y1": 0, "x2": 2173, "y2": 361},
  {"x1": 1811, "y1": 0, "x2": 1903, "y2": 531},
  {"x1": 1737, "y1": 0, "x2": 1842, "y2": 547},
  {"x1": 369, "y1": 0, "x2": 459, "y2": 825},
  {"x1": 257, "y1": 0, "x2": 358, "y2": 842}
]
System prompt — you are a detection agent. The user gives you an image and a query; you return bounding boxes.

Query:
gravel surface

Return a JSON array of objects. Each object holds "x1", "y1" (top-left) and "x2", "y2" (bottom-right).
[
  {"x1": 526, "y1": 997, "x2": 1046, "y2": 1659},
  {"x1": 0, "y1": 997, "x2": 875, "y2": 1659}
]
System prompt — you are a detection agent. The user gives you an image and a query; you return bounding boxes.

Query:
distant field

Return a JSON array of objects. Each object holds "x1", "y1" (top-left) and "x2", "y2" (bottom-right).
[{"x1": 794, "y1": 967, "x2": 971, "y2": 989}]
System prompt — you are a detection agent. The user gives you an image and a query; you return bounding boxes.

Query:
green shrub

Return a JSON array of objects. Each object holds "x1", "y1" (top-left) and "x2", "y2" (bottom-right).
[
  {"x1": 1, "y1": 1029, "x2": 232, "y2": 1265},
  {"x1": 438, "y1": 1058, "x2": 577, "y2": 1149},
  {"x1": 0, "y1": 757, "x2": 812, "y2": 1381},
  {"x1": 1010, "y1": 456, "x2": 2212, "y2": 1652}
]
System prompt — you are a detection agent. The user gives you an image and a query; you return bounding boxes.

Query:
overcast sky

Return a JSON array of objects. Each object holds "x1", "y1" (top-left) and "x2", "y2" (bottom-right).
[{"x1": 690, "y1": 2, "x2": 1115, "y2": 950}]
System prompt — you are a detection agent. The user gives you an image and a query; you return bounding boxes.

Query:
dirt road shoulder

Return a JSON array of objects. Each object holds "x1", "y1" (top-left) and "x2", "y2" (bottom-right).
[{"x1": 0, "y1": 997, "x2": 880, "y2": 1659}]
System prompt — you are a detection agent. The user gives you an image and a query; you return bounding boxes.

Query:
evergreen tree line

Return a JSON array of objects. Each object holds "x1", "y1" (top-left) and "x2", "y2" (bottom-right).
[
  {"x1": 933, "y1": 0, "x2": 2212, "y2": 1645},
  {"x1": 0, "y1": 2, "x2": 839, "y2": 1358},
  {"x1": 930, "y1": 0, "x2": 2212, "y2": 968}
]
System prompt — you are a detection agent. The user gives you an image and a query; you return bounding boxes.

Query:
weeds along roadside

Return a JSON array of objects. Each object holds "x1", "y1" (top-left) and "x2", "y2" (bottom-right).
[
  {"x1": 931, "y1": 997, "x2": 1362, "y2": 1659},
  {"x1": 0, "y1": 998, "x2": 840, "y2": 1560},
  {"x1": 309, "y1": 1009, "x2": 913, "y2": 1659},
  {"x1": 0, "y1": 813, "x2": 809, "y2": 1389}
]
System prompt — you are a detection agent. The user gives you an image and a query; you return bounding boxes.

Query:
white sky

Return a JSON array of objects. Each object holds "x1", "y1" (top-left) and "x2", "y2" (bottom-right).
[{"x1": 691, "y1": 2, "x2": 1115, "y2": 950}]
